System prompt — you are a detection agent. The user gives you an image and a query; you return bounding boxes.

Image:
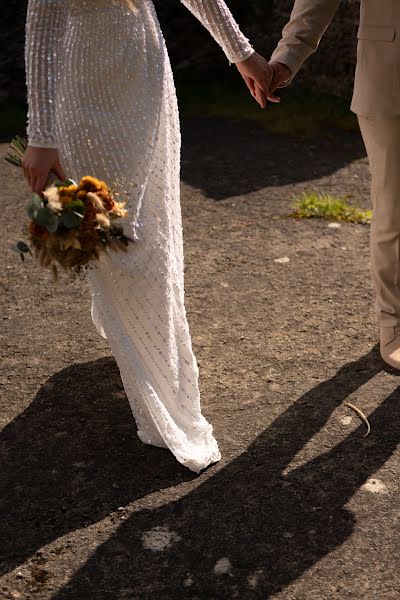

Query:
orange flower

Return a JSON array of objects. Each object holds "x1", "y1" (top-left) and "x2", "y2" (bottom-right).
[{"x1": 79, "y1": 176, "x2": 108, "y2": 193}]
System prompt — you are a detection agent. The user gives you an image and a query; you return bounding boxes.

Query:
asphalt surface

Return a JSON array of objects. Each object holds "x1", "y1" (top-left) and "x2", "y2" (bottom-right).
[{"x1": 1, "y1": 118, "x2": 399, "y2": 600}]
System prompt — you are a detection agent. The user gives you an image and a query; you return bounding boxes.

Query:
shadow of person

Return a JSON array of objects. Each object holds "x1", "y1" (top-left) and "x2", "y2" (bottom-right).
[
  {"x1": 0, "y1": 357, "x2": 195, "y2": 576},
  {"x1": 54, "y1": 345, "x2": 399, "y2": 599},
  {"x1": 181, "y1": 118, "x2": 367, "y2": 201}
]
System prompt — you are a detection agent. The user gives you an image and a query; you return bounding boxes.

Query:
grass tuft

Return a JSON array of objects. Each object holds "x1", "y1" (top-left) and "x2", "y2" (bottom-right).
[{"x1": 291, "y1": 192, "x2": 371, "y2": 224}]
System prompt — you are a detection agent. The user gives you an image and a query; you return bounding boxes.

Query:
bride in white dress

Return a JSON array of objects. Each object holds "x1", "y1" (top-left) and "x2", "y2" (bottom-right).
[{"x1": 22, "y1": 0, "x2": 272, "y2": 472}]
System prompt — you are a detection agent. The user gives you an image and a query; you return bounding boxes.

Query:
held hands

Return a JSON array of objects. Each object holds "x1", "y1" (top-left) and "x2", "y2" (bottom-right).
[
  {"x1": 268, "y1": 61, "x2": 292, "y2": 102},
  {"x1": 236, "y1": 54, "x2": 291, "y2": 108},
  {"x1": 22, "y1": 146, "x2": 66, "y2": 194},
  {"x1": 235, "y1": 53, "x2": 272, "y2": 108}
]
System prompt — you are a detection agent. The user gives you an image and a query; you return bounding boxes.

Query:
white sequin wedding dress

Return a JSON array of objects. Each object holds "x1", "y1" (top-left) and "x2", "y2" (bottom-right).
[{"x1": 25, "y1": 0, "x2": 254, "y2": 472}]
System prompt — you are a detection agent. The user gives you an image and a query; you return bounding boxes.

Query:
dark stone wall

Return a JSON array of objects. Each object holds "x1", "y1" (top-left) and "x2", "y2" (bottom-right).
[
  {"x1": 1, "y1": 0, "x2": 28, "y2": 104},
  {"x1": 2, "y1": 0, "x2": 360, "y2": 105}
]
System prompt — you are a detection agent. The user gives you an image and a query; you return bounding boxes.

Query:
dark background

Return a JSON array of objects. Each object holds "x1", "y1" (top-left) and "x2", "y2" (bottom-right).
[{"x1": 1, "y1": 0, "x2": 360, "y2": 104}]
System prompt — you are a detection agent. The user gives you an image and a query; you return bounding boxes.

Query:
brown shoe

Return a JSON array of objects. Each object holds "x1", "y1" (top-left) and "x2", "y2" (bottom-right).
[{"x1": 380, "y1": 326, "x2": 400, "y2": 369}]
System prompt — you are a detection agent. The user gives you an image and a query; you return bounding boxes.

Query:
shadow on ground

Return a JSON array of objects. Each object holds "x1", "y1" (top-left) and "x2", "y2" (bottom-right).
[
  {"x1": 13, "y1": 345, "x2": 395, "y2": 599},
  {"x1": 0, "y1": 358, "x2": 195, "y2": 577},
  {"x1": 181, "y1": 118, "x2": 366, "y2": 201}
]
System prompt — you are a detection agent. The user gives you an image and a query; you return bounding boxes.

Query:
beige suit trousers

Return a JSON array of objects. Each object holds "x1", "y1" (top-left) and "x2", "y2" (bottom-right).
[{"x1": 358, "y1": 116, "x2": 400, "y2": 326}]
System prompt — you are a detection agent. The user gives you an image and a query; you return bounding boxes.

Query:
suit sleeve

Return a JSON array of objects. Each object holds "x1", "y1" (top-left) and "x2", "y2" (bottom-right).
[{"x1": 271, "y1": 0, "x2": 342, "y2": 81}]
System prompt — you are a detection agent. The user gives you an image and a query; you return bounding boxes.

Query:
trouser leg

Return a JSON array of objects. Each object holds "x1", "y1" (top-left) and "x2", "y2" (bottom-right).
[{"x1": 358, "y1": 116, "x2": 400, "y2": 327}]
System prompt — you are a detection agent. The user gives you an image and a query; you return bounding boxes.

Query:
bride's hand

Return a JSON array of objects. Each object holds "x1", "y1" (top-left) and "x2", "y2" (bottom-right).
[
  {"x1": 22, "y1": 146, "x2": 66, "y2": 194},
  {"x1": 235, "y1": 52, "x2": 273, "y2": 109}
]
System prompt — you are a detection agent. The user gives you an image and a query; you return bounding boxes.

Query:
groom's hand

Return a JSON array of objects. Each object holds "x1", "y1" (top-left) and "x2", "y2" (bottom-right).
[
  {"x1": 266, "y1": 61, "x2": 292, "y2": 103},
  {"x1": 235, "y1": 52, "x2": 273, "y2": 108}
]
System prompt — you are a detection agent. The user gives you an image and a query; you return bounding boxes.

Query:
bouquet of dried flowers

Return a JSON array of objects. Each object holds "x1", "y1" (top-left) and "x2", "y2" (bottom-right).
[{"x1": 6, "y1": 136, "x2": 134, "y2": 278}]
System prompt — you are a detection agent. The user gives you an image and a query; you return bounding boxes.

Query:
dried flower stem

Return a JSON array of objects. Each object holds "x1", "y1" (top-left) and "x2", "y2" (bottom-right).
[{"x1": 344, "y1": 402, "x2": 371, "y2": 437}]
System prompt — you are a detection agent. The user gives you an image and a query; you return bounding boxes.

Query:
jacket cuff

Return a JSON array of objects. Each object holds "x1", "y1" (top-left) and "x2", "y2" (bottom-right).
[{"x1": 270, "y1": 46, "x2": 308, "y2": 85}]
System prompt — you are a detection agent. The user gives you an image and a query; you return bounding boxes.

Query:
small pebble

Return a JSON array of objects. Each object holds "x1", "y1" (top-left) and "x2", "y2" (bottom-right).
[
  {"x1": 183, "y1": 576, "x2": 194, "y2": 587},
  {"x1": 328, "y1": 222, "x2": 341, "y2": 229},
  {"x1": 142, "y1": 526, "x2": 181, "y2": 552},
  {"x1": 274, "y1": 256, "x2": 290, "y2": 264},
  {"x1": 362, "y1": 478, "x2": 389, "y2": 494},
  {"x1": 213, "y1": 557, "x2": 232, "y2": 575}
]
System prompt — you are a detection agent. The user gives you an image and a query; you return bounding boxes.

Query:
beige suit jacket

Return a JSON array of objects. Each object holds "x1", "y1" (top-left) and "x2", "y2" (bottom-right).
[{"x1": 271, "y1": 0, "x2": 400, "y2": 117}]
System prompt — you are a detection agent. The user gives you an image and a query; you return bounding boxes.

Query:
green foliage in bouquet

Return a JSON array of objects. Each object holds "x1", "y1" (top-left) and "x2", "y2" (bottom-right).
[{"x1": 5, "y1": 136, "x2": 134, "y2": 277}]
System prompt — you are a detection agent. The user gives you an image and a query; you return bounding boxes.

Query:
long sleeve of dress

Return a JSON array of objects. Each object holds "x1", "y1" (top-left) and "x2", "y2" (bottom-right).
[
  {"x1": 180, "y1": 0, "x2": 254, "y2": 64},
  {"x1": 25, "y1": 0, "x2": 66, "y2": 148},
  {"x1": 271, "y1": 0, "x2": 341, "y2": 81}
]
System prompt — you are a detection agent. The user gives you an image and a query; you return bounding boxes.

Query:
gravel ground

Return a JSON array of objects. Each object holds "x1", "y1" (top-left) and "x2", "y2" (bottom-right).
[{"x1": 1, "y1": 117, "x2": 400, "y2": 600}]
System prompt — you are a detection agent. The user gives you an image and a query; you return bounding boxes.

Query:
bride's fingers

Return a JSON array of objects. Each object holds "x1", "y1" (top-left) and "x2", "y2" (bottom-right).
[
  {"x1": 26, "y1": 170, "x2": 34, "y2": 191},
  {"x1": 244, "y1": 77, "x2": 265, "y2": 108},
  {"x1": 242, "y1": 75, "x2": 256, "y2": 97},
  {"x1": 53, "y1": 161, "x2": 66, "y2": 181},
  {"x1": 254, "y1": 84, "x2": 266, "y2": 109},
  {"x1": 36, "y1": 173, "x2": 49, "y2": 194}
]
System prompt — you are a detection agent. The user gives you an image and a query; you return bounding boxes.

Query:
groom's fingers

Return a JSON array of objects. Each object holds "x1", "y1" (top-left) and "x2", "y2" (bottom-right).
[
  {"x1": 255, "y1": 84, "x2": 267, "y2": 108},
  {"x1": 268, "y1": 94, "x2": 281, "y2": 104},
  {"x1": 267, "y1": 83, "x2": 281, "y2": 103}
]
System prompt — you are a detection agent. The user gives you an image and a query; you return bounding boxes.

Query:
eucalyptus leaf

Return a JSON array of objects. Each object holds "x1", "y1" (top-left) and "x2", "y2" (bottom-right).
[
  {"x1": 11, "y1": 241, "x2": 32, "y2": 260},
  {"x1": 35, "y1": 206, "x2": 59, "y2": 232},
  {"x1": 27, "y1": 194, "x2": 43, "y2": 219},
  {"x1": 60, "y1": 210, "x2": 82, "y2": 229},
  {"x1": 16, "y1": 241, "x2": 31, "y2": 254},
  {"x1": 65, "y1": 199, "x2": 85, "y2": 214},
  {"x1": 55, "y1": 178, "x2": 77, "y2": 187}
]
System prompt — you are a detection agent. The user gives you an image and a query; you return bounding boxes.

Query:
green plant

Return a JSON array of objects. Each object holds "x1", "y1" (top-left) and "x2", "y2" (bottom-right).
[{"x1": 290, "y1": 192, "x2": 371, "y2": 224}]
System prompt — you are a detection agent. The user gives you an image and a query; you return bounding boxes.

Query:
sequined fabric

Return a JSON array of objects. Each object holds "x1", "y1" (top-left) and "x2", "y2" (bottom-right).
[{"x1": 25, "y1": 0, "x2": 254, "y2": 472}]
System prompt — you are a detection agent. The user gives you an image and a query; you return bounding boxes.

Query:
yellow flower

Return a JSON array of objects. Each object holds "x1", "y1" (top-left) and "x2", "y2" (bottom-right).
[
  {"x1": 59, "y1": 184, "x2": 79, "y2": 195},
  {"x1": 79, "y1": 176, "x2": 108, "y2": 193}
]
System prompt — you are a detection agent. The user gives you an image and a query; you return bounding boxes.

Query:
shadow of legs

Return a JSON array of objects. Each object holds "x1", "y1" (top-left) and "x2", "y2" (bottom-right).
[
  {"x1": 0, "y1": 357, "x2": 194, "y2": 576},
  {"x1": 54, "y1": 346, "x2": 398, "y2": 599}
]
